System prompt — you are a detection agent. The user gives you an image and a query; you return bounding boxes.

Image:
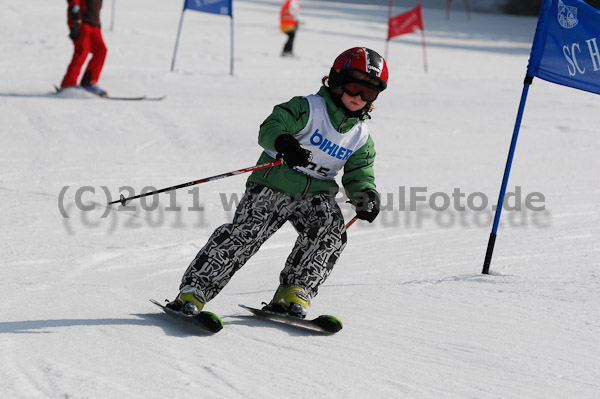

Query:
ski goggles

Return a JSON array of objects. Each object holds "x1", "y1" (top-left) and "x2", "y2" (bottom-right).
[{"x1": 342, "y1": 80, "x2": 381, "y2": 102}]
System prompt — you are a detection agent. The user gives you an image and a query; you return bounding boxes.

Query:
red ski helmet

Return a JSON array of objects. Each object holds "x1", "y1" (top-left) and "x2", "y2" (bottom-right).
[{"x1": 329, "y1": 47, "x2": 388, "y2": 91}]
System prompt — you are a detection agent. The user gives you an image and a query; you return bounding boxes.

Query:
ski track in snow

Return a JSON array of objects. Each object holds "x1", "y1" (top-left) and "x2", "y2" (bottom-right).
[{"x1": 1, "y1": 0, "x2": 600, "y2": 398}]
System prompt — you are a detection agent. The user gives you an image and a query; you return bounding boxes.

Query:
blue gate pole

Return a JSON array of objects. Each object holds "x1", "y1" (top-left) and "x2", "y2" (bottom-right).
[
  {"x1": 482, "y1": 77, "x2": 533, "y2": 274},
  {"x1": 171, "y1": 3, "x2": 187, "y2": 72},
  {"x1": 230, "y1": 15, "x2": 234, "y2": 76}
]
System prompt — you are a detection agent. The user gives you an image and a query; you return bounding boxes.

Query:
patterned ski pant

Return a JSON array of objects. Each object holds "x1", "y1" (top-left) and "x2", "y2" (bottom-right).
[{"x1": 179, "y1": 184, "x2": 348, "y2": 303}]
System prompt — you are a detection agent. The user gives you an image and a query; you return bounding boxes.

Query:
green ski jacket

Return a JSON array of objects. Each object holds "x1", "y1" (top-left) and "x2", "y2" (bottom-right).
[{"x1": 247, "y1": 86, "x2": 377, "y2": 201}]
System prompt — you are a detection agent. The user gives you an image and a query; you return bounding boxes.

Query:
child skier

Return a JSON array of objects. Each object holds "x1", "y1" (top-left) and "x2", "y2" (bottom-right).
[{"x1": 167, "y1": 47, "x2": 388, "y2": 318}]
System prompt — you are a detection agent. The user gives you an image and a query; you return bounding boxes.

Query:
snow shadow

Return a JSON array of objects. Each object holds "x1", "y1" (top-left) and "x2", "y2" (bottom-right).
[
  {"x1": 0, "y1": 316, "x2": 155, "y2": 334},
  {"x1": 0, "y1": 92, "x2": 58, "y2": 99},
  {"x1": 136, "y1": 313, "x2": 219, "y2": 337},
  {"x1": 0, "y1": 312, "x2": 323, "y2": 337},
  {"x1": 0, "y1": 313, "x2": 220, "y2": 337}
]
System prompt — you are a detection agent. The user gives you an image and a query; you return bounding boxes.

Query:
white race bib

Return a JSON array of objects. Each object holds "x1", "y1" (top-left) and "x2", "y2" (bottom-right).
[{"x1": 266, "y1": 95, "x2": 370, "y2": 180}]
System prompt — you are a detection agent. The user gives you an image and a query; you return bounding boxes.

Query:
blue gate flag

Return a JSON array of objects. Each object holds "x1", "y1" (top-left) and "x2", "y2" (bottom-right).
[
  {"x1": 172, "y1": 0, "x2": 235, "y2": 73},
  {"x1": 184, "y1": 0, "x2": 232, "y2": 16},
  {"x1": 483, "y1": 0, "x2": 600, "y2": 274},
  {"x1": 527, "y1": 0, "x2": 600, "y2": 94}
]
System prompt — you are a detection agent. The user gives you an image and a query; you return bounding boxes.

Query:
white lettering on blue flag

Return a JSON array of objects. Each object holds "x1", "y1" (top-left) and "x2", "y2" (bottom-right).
[
  {"x1": 184, "y1": 0, "x2": 232, "y2": 16},
  {"x1": 527, "y1": 0, "x2": 600, "y2": 94},
  {"x1": 586, "y1": 38, "x2": 600, "y2": 71}
]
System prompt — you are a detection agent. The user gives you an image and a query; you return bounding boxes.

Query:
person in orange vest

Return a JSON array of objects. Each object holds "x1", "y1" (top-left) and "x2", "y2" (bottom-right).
[{"x1": 280, "y1": 0, "x2": 300, "y2": 57}]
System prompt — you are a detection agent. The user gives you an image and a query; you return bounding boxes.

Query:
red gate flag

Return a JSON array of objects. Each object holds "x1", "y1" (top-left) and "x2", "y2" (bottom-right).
[{"x1": 388, "y1": 6, "x2": 424, "y2": 39}]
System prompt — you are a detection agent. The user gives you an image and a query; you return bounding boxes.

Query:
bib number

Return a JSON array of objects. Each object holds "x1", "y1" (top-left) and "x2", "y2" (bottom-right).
[{"x1": 305, "y1": 161, "x2": 331, "y2": 178}]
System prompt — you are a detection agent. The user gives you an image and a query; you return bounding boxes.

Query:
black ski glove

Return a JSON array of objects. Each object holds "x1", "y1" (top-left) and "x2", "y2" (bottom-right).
[
  {"x1": 274, "y1": 134, "x2": 312, "y2": 168},
  {"x1": 352, "y1": 191, "x2": 380, "y2": 223},
  {"x1": 69, "y1": 23, "x2": 81, "y2": 40}
]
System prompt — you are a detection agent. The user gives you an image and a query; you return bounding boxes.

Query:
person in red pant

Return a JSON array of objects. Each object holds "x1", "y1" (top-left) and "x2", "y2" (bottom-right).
[{"x1": 60, "y1": 0, "x2": 107, "y2": 96}]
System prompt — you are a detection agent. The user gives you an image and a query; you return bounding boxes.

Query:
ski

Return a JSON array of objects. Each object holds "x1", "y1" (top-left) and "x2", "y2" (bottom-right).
[
  {"x1": 239, "y1": 304, "x2": 343, "y2": 334},
  {"x1": 101, "y1": 94, "x2": 166, "y2": 101},
  {"x1": 150, "y1": 299, "x2": 223, "y2": 333},
  {"x1": 54, "y1": 85, "x2": 166, "y2": 101}
]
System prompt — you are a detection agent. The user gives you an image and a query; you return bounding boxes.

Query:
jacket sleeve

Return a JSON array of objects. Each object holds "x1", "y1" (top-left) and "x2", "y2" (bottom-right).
[
  {"x1": 258, "y1": 96, "x2": 310, "y2": 151},
  {"x1": 342, "y1": 135, "x2": 378, "y2": 201},
  {"x1": 67, "y1": 0, "x2": 81, "y2": 29}
]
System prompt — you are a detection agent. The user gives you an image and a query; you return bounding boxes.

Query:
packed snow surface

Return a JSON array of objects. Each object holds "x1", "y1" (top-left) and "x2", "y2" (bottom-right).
[{"x1": 1, "y1": 0, "x2": 599, "y2": 398}]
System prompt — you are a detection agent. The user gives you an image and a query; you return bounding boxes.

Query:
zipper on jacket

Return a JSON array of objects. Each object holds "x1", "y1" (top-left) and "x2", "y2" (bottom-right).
[
  {"x1": 338, "y1": 116, "x2": 349, "y2": 132},
  {"x1": 338, "y1": 115, "x2": 361, "y2": 132},
  {"x1": 263, "y1": 166, "x2": 274, "y2": 179},
  {"x1": 301, "y1": 176, "x2": 311, "y2": 197}
]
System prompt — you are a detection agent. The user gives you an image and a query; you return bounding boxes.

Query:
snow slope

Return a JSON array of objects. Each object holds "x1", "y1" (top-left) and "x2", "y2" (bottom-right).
[{"x1": 1, "y1": 0, "x2": 599, "y2": 398}]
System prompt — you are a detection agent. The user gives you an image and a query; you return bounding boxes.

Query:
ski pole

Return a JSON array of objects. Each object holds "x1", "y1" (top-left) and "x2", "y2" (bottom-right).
[
  {"x1": 345, "y1": 215, "x2": 359, "y2": 229},
  {"x1": 109, "y1": 160, "x2": 283, "y2": 206}
]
